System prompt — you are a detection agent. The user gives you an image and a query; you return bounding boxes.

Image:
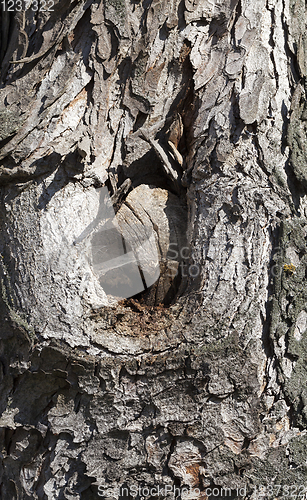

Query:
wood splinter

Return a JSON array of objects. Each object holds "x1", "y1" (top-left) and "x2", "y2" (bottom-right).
[{"x1": 140, "y1": 130, "x2": 181, "y2": 194}]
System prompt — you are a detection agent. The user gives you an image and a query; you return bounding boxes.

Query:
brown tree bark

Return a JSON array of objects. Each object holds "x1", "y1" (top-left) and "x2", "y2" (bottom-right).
[{"x1": 0, "y1": 0, "x2": 307, "y2": 498}]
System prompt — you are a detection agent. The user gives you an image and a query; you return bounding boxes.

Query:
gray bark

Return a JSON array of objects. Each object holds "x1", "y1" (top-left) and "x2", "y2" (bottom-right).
[{"x1": 0, "y1": 0, "x2": 307, "y2": 498}]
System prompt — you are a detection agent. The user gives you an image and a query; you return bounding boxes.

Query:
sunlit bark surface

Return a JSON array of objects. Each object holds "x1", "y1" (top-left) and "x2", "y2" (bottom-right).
[{"x1": 0, "y1": 0, "x2": 307, "y2": 498}]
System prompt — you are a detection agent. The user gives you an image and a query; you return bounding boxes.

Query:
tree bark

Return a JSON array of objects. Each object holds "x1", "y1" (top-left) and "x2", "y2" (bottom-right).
[{"x1": 0, "y1": 0, "x2": 307, "y2": 498}]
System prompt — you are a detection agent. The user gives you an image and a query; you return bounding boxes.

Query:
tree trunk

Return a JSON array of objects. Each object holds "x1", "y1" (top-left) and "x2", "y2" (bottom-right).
[{"x1": 0, "y1": 0, "x2": 307, "y2": 498}]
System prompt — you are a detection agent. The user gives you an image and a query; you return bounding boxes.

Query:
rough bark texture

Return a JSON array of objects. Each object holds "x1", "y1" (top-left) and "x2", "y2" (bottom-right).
[{"x1": 0, "y1": 0, "x2": 307, "y2": 498}]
